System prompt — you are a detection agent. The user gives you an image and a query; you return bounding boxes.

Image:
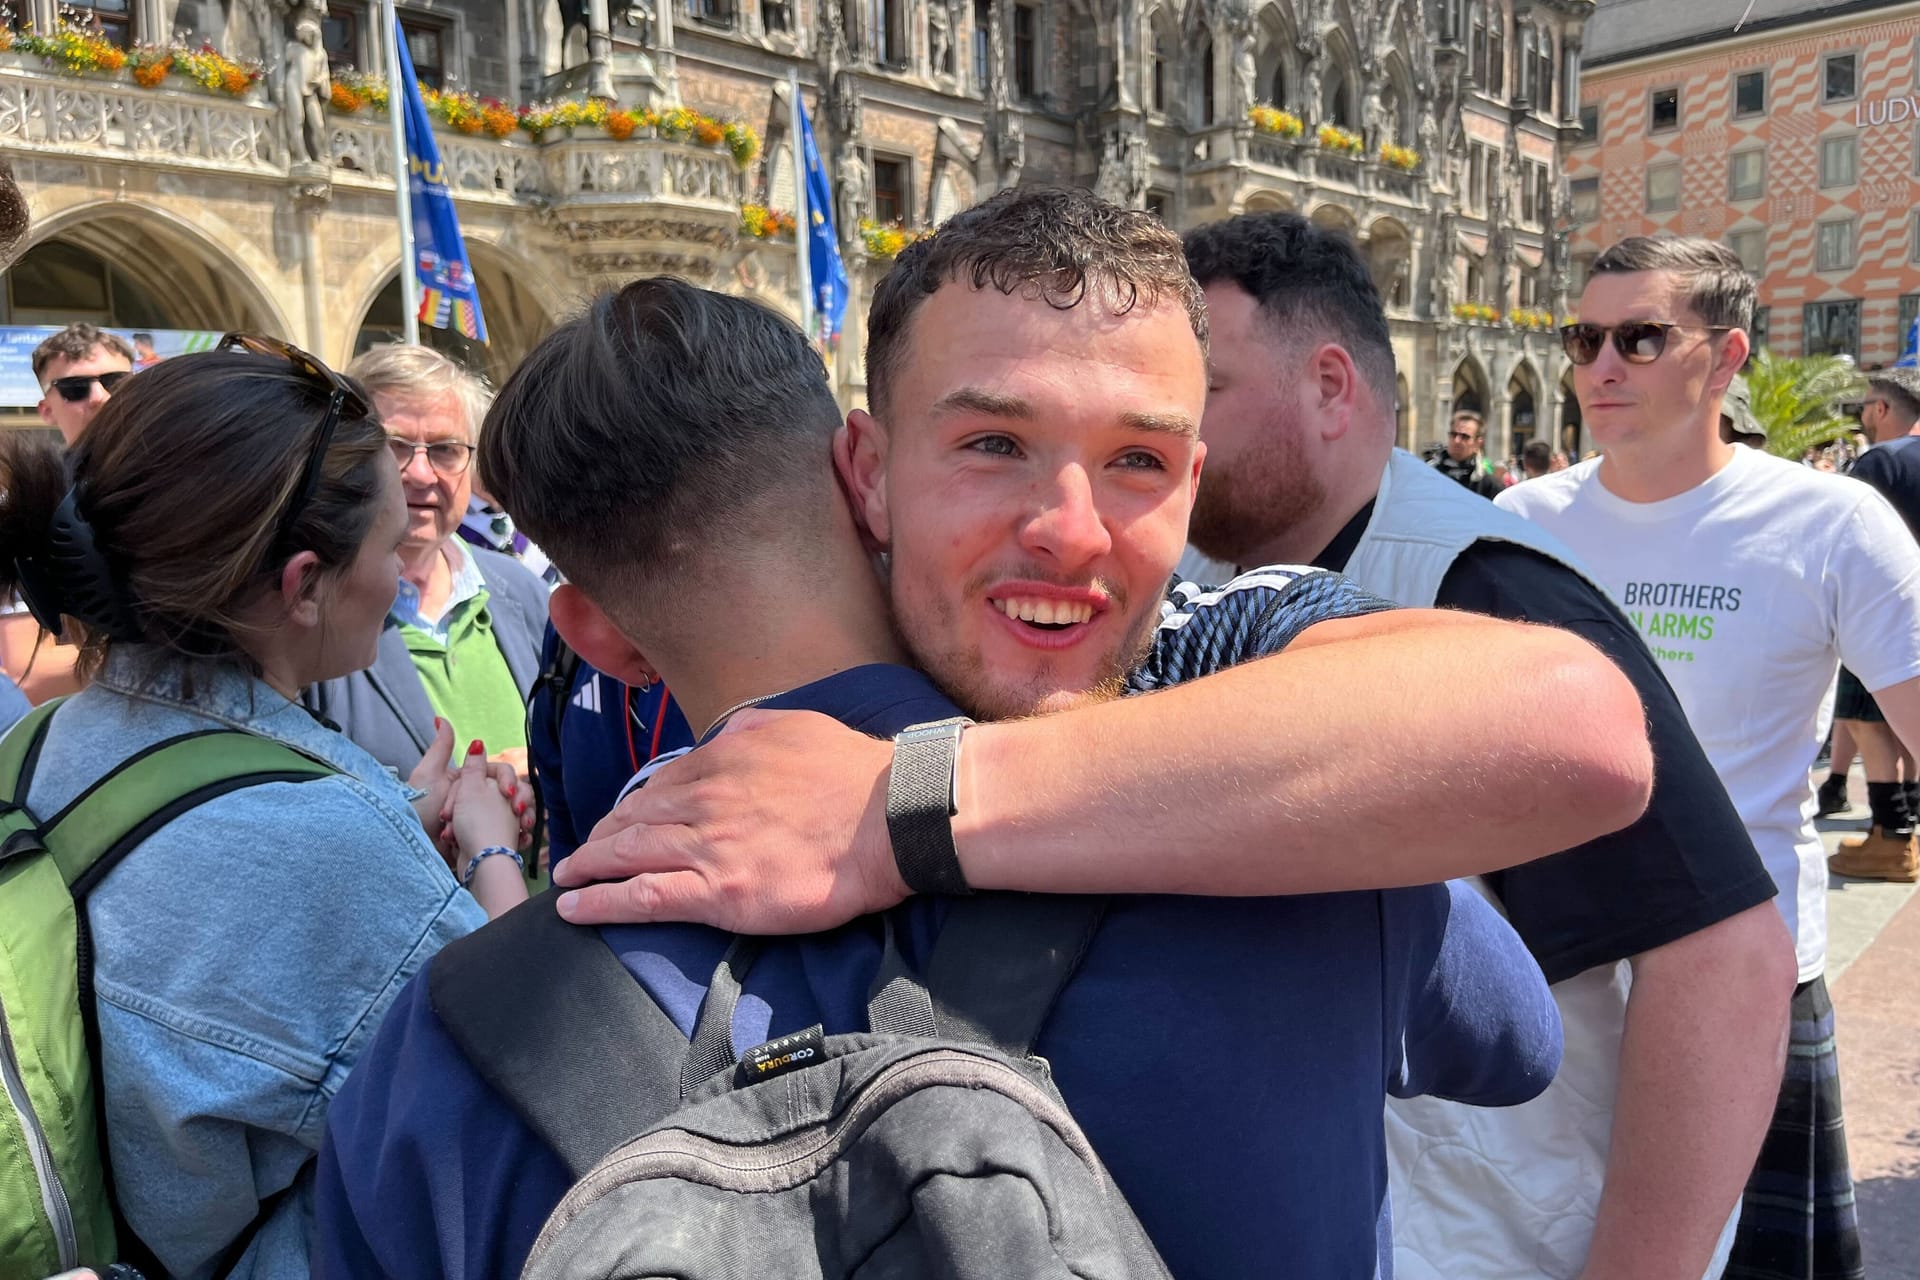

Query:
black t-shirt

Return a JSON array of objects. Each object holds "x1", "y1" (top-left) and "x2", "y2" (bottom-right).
[
  {"x1": 1847, "y1": 435, "x2": 1920, "y2": 543},
  {"x1": 1316, "y1": 502, "x2": 1778, "y2": 984}
]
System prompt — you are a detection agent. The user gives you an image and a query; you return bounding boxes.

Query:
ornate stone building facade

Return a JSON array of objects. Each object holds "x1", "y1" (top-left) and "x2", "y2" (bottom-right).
[{"x1": 1, "y1": 0, "x2": 1590, "y2": 454}]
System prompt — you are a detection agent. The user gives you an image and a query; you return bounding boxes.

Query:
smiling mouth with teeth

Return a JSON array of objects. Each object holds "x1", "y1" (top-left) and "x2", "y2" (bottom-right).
[{"x1": 990, "y1": 597, "x2": 1097, "y2": 629}]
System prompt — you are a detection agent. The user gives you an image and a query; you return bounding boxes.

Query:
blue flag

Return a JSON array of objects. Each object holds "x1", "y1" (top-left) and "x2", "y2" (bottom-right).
[
  {"x1": 797, "y1": 94, "x2": 848, "y2": 341},
  {"x1": 1898, "y1": 311, "x2": 1920, "y2": 370},
  {"x1": 393, "y1": 21, "x2": 487, "y2": 343}
]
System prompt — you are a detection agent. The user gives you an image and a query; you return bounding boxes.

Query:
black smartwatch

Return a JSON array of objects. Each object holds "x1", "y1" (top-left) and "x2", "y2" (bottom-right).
[{"x1": 886, "y1": 717, "x2": 974, "y2": 895}]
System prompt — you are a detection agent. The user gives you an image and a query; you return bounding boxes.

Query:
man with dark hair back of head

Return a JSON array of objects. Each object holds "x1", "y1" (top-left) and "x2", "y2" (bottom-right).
[
  {"x1": 1500, "y1": 234, "x2": 1920, "y2": 1280},
  {"x1": 1175, "y1": 209, "x2": 1791, "y2": 1280},
  {"x1": 314, "y1": 189, "x2": 1663, "y2": 1276},
  {"x1": 32, "y1": 323, "x2": 134, "y2": 445},
  {"x1": 1818, "y1": 365, "x2": 1920, "y2": 880},
  {"x1": 1521, "y1": 437, "x2": 1554, "y2": 479}
]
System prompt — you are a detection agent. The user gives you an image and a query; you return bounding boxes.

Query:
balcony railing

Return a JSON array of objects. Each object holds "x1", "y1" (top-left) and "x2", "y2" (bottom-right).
[
  {"x1": 1202, "y1": 123, "x2": 1429, "y2": 210},
  {"x1": 0, "y1": 57, "x2": 741, "y2": 216},
  {"x1": 0, "y1": 57, "x2": 281, "y2": 173}
]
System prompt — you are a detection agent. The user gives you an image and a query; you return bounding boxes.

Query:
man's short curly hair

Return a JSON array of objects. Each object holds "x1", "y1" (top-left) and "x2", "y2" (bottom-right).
[{"x1": 864, "y1": 186, "x2": 1207, "y2": 418}]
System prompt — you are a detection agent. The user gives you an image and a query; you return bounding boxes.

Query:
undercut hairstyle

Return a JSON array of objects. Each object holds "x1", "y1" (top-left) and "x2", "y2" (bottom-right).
[
  {"x1": 866, "y1": 185, "x2": 1207, "y2": 419},
  {"x1": 1589, "y1": 235, "x2": 1755, "y2": 332},
  {"x1": 32, "y1": 324, "x2": 135, "y2": 382},
  {"x1": 347, "y1": 341, "x2": 492, "y2": 441},
  {"x1": 1522, "y1": 438, "x2": 1553, "y2": 474},
  {"x1": 477, "y1": 277, "x2": 843, "y2": 609},
  {"x1": 1868, "y1": 369, "x2": 1920, "y2": 422},
  {"x1": 1182, "y1": 211, "x2": 1398, "y2": 401}
]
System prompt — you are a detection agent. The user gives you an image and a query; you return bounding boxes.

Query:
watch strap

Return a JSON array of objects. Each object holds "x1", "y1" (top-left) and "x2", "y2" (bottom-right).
[{"x1": 886, "y1": 717, "x2": 973, "y2": 895}]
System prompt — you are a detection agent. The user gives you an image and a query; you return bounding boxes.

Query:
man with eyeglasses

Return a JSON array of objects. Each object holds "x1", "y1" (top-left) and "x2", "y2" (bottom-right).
[
  {"x1": 1169, "y1": 212, "x2": 1790, "y2": 1280},
  {"x1": 1500, "y1": 235, "x2": 1920, "y2": 1280},
  {"x1": 1431, "y1": 409, "x2": 1501, "y2": 498},
  {"x1": 304, "y1": 343, "x2": 548, "y2": 792},
  {"x1": 32, "y1": 323, "x2": 134, "y2": 445}
]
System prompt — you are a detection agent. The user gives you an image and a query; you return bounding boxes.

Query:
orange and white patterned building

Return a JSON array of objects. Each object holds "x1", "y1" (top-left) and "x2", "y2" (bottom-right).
[{"x1": 1570, "y1": 0, "x2": 1920, "y2": 367}]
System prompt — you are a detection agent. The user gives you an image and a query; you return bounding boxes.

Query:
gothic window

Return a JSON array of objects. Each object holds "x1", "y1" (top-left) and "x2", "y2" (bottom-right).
[
  {"x1": 1268, "y1": 61, "x2": 1285, "y2": 108},
  {"x1": 1013, "y1": 1, "x2": 1039, "y2": 97},
  {"x1": 1201, "y1": 36, "x2": 1216, "y2": 123},
  {"x1": 401, "y1": 16, "x2": 448, "y2": 87},
  {"x1": 866, "y1": 0, "x2": 908, "y2": 65},
  {"x1": 322, "y1": 3, "x2": 363, "y2": 73},
  {"x1": 1536, "y1": 32, "x2": 1554, "y2": 114},
  {"x1": 1324, "y1": 63, "x2": 1352, "y2": 127},
  {"x1": 1152, "y1": 25, "x2": 1170, "y2": 112},
  {"x1": 1487, "y1": 5, "x2": 1503, "y2": 95},
  {"x1": 872, "y1": 155, "x2": 910, "y2": 224},
  {"x1": 764, "y1": 0, "x2": 792, "y2": 31},
  {"x1": 1517, "y1": 24, "x2": 1533, "y2": 102},
  {"x1": 68, "y1": 0, "x2": 132, "y2": 45},
  {"x1": 973, "y1": 0, "x2": 991, "y2": 88},
  {"x1": 1470, "y1": 1, "x2": 1486, "y2": 83},
  {"x1": 686, "y1": 0, "x2": 733, "y2": 27}
]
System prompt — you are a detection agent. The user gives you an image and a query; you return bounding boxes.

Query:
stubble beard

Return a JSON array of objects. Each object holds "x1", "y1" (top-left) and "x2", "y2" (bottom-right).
[
  {"x1": 1187, "y1": 409, "x2": 1327, "y2": 568},
  {"x1": 890, "y1": 568, "x2": 1160, "y2": 722}
]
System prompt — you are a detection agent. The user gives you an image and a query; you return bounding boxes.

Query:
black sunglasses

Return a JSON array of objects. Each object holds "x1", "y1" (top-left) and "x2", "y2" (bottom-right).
[
  {"x1": 217, "y1": 332, "x2": 370, "y2": 556},
  {"x1": 1560, "y1": 321, "x2": 1735, "y2": 367},
  {"x1": 47, "y1": 371, "x2": 131, "y2": 402}
]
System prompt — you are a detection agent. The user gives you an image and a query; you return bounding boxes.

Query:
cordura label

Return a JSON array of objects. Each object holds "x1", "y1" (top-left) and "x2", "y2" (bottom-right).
[{"x1": 739, "y1": 1024, "x2": 826, "y2": 1084}]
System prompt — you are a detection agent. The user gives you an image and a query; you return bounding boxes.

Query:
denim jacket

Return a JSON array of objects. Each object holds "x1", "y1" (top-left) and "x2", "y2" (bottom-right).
[{"x1": 23, "y1": 647, "x2": 487, "y2": 1278}]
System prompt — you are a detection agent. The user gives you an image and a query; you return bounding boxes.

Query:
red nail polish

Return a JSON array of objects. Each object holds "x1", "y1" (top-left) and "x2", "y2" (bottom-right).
[
  {"x1": 515, "y1": 801, "x2": 528, "y2": 815},
  {"x1": 468, "y1": 739, "x2": 484, "y2": 755}
]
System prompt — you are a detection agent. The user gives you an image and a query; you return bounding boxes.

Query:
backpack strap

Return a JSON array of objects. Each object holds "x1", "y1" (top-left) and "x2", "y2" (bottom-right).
[
  {"x1": 428, "y1": 892, "x2": 693, "y2": 1180},
  {"x1": 0, "y1": 698, "x2": 64, "y2": 865},
  {"x1": 920, "y1": 895, "x2": 1108, "y2": 1058}
]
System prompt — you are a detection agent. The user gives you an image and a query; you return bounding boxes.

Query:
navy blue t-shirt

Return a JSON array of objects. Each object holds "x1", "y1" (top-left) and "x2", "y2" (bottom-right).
[
  {"x1": 526, "y1": 622, "x2": 695, "y2": 866},
  {"x1": 314, "y1": 571, "x2": 1561, "y2": 1280}
]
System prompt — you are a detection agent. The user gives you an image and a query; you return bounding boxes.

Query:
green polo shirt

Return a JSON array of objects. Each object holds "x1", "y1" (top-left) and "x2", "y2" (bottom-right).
[{"x1": 396, "y1": 593, "x2": 527, "y2": 758}]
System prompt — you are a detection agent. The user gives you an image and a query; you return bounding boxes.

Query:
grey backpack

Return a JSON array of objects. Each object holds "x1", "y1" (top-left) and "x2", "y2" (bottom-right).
[{"x1": 430, "y1": 893, "x2": 1170, "y2": 1280}]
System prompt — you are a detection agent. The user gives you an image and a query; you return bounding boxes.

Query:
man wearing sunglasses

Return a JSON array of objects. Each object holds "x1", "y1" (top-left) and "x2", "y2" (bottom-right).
[
  {"x1": 1163, "y1": 211, "x2": 1790, "y2": 1280},
  {"x1": 32, "y1": 323, "x2": 134, "y2": 445},
  {"x1": 1500, "y1": 235, "x2": 1920, "y2": 1280}
]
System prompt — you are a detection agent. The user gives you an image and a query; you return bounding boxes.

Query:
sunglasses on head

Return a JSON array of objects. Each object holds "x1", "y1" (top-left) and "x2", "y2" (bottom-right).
[
  {"x1": 1559, "y1": 321, "x2": 1736, "y2": 367},
  {"x1": 217, "y1": 332, "x2": 371, "y2": 557},
  {"x1": 47, "y1": 371, "x2": 130, "y2": 402}
]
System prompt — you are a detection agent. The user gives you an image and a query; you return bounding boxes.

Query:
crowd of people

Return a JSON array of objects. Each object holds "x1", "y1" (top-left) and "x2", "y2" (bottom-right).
[{"x1": 3, "y1": 177, "x2": 1916, "y2": 1280}]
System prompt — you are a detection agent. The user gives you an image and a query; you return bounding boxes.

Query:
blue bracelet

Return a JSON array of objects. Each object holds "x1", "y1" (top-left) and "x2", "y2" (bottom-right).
[{"x1": 462, "y1": 845, "x2": 525, "y2": 888}]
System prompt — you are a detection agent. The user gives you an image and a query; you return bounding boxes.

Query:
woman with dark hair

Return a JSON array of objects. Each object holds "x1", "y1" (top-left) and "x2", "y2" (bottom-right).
[{"x1": 0, "y1": 339, "x2": 529, "y2": 1277}]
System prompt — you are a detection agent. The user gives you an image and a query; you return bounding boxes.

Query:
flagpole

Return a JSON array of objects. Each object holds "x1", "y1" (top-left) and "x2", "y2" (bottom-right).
[
  {"x1": 383, "y1": 0, "x2": 421, "y2": 344},
  {"x1": 789, "y1": 69, "x2": 814, "y2": 342}
]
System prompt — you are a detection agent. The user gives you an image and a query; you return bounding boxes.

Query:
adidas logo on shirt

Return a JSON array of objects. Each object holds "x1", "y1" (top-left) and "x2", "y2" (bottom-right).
[{"x1": 570, "y1": 675, "x2": 604, "y2": 715}]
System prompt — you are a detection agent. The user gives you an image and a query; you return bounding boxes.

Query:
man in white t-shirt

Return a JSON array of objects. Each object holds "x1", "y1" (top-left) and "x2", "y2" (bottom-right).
[{"x1": 1499, "y1": 235, "x2": 1920, "y2": 1280}]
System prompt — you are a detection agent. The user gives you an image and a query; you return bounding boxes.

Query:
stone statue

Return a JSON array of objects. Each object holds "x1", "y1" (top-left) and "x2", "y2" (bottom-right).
[
  {"x1": 1362, "y1": 80, "x2": 1389, "y2": 149},
  {"x1": 619, "y1": 0, "x2": 655, "y2": 44},
  {"x1": 1093, "y1": 129, "x2": 1126, "y2": 205},
  {"x1": 224, "y1": 0, "x2": 285, "y2": 97},
  {"x1": 1416, "y1": 105, "x2": 1439, "y2": 167},
  {"x1": 929, "y1": 0, "x2": 952, "y2": 75},
  {"x1": 832, "y1": 68, "x2": 862, "y2": 142},
  {"x1": 837, "y1": 147, "x2": 869, "y2": 235},
  {"x1": 986, "y1": 0, "x2": 1009, "y2": 110},
  {"x1": 280, "y1": 9, "x2": 330, "y2": 168},
  {"x1": 1124, "y1": 129, "x2": 1150, "y2": 207},
  {"x1": 1430, "y1": 207, "x2": 1456, "y2": 317}
]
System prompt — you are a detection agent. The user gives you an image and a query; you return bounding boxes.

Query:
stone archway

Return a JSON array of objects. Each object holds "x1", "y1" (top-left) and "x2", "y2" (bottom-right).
[
  {"x1": 349, "y1": 245, "x2": 558, "y2": 389},
  {"x1": 1559, "y1": 365, "x2": 1583, "y2": 457},
  {"x1": 1451, "y1": 355, "x2": 1490, "y2": 416},
  {"x1": 10, "y1": 203, "x2": 289, "y2": 338},
  {"x1": 1506, "y1": 359, "x2": 1541, "y2": 460},
  {"x1": 1365, "y1": 215, "x2": 1413, "y2": 310},
  {"x1": 1244, "y1": 189, "x2": 1295, "y2": 214}
]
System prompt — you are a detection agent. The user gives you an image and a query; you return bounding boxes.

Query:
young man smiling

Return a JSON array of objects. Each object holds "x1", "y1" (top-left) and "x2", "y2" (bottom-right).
[{"x1": 313, "y1": 191, "x2": 1638, "y2": 1277}]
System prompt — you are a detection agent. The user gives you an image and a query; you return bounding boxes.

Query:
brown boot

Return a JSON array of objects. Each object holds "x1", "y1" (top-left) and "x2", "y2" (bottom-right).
[{"x1": 1829, "y1": 826, "x2": 1920, "y2": 883}]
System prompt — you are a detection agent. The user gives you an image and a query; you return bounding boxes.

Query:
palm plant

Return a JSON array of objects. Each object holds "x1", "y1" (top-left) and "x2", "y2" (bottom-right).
[{"x1": 1742, "y1": 349, "x2": 1866, "y2": 461}]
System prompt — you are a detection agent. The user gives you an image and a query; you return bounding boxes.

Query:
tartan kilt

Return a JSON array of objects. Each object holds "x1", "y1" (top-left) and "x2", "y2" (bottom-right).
[
  {"x1": 1725, "y1": 976, "x2": 1864, "y2": 1280},
  {"x1": 1834, "y1": 668, "x2": 1885, "y2": 725}
]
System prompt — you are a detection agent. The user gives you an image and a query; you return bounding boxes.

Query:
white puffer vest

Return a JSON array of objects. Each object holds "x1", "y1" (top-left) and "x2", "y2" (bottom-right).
[{"x1": 1343, "y1": 452, "x2": 1737, "y2": 1280}]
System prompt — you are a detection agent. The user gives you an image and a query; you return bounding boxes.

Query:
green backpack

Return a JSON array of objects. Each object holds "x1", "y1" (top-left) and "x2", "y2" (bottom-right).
[{"x1": 0, "y1": 699, "x2": 335, "y2": 1277}]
